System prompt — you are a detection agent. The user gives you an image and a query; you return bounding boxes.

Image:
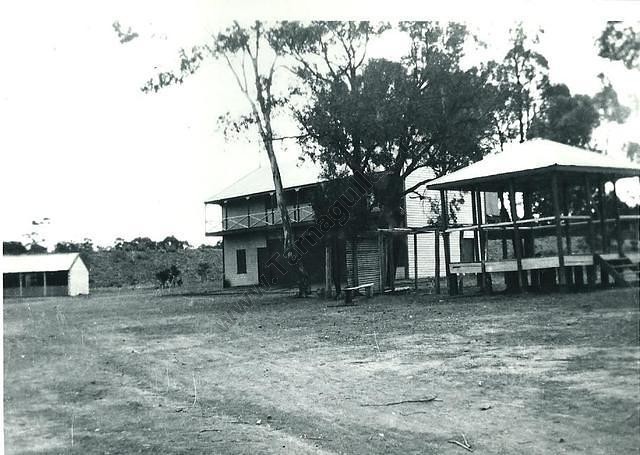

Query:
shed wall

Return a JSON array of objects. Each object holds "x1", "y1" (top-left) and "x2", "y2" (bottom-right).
[{"x1": 68, "y1": 259, "x2": 89, "y2": 296}]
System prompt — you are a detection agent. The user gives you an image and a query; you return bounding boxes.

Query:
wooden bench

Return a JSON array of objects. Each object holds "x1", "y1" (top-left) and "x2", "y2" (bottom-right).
[
  {"x1": 344, "y1": 283, "x2": 374, "y2": 303},
  {"x1": 383, "y1": 285, "x2": 412, "y2": 294}
]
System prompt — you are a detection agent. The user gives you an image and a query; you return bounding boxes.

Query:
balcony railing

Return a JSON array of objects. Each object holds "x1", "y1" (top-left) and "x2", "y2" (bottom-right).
[{"x1": 206, "y1": 203, "x2": 315, "y2": 234}]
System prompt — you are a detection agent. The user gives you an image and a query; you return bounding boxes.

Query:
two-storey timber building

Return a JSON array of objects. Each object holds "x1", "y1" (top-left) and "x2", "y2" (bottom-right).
[{"x1": 205, "y1": 163, "x2": 475, "y2": 291}]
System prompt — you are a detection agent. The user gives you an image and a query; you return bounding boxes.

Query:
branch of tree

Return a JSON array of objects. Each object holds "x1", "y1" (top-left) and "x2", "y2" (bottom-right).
[
  {"x1": 270, "y1": 134, "x2": 311, "y2": 141},
  {"x1": 402, "y1": 177, "x2": 437, "y2": 197}
]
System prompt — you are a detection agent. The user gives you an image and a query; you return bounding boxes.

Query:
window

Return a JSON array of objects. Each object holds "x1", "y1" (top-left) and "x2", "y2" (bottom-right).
[{"x1": 236, "y1": 249, "x2": 247, "y2": 274}]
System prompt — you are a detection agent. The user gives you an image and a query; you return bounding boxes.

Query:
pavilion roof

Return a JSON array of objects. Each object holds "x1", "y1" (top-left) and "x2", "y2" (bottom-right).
[{"x1": 427, "y1": 139, "x2": 640, "y2": 192}]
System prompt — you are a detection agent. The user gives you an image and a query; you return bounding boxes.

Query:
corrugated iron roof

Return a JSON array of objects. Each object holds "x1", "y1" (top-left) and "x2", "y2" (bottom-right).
[
  {"x1": 2, "y1": 253, "x2": 82, "y2": 274},
  {"x1": 206, "y1": 161, "x2": 324, "y2": 203},
  {"x1": 428, "y1": 139, "x2": 640, "y2": 191}
]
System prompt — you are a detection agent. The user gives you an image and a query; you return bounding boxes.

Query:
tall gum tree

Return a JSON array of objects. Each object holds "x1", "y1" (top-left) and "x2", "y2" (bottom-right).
[{"x1": 140, "y1": 21, "x2": 310, "y2": 295}]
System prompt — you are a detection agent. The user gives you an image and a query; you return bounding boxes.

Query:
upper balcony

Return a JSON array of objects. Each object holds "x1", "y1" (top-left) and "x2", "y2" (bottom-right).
[{"x1": 205, "y1": 203, "x2": 315, "y2": 235}]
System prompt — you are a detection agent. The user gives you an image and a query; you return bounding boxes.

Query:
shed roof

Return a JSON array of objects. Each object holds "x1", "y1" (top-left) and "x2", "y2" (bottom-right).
[
  {"x1": 2, "y1": 253, "x2": 83, "y2": 274},
  {"x1": 427, "y1": 139, "x2": 640, "y2": 191},
  {"x1": 206, "y1": 161, "x2": 323, "y2": 203}
]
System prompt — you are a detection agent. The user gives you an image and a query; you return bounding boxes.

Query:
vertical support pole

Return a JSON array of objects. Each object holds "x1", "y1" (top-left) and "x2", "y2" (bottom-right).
[
  {"x1": 324, "y1": 245, "x2": 332, "y2": 298},
  {"x1": 561, "y1": 182, "x2": 572, "y2": 255},
  {"x1": 471, "y1": 190, "x2": 482, "y2": 288},
  {"x1": 501, "y1": 227, "x2": 508, "y2": 258},
  {"x1": 221, "y1": 237, "x2": 226, "y2": 286},
  {"x1": 584, "y1": 175, "x2": 596, "y2": 287},
  {"x1": 413, "y1": 232, "x2": 418, "y2": 291},
  {"x1": 246, "y1": 196, "x2": 251, "y2": 228},
  {"x1": 612, "y1": 178, "x2": 624, "y2": 257},
  {"x1": 598, "y1": 181, "x2": 608, "y2": 253},
  {"x1": 508, "y1": 181, "x2": 524, "y2": 290},
  {"x1": 19, "y1": 272, "x2": 23, "y2": 297},
  {"x1": 43, "y1": 272, "x2": 47, "y2": 297},
  {"x1": 552, "y1": 174, "x2": 567, "y2": 287},
  {"x1": 389, "y1": 234, "x2": 396, "y2": 292},
  {"x1": 584, "y1": 175, "x2": 596, "y2": 254},
  {"x1": 561, "y1": 181, "x2": 574, "y2": 287},
  {"x1": 597, "y1": 180, "x2": 610, "y2": 286},
  {"x1": 476, "y1": 191, "x2": 487, "y2": 293},
  {"x1": 377, "y1": 232, "x2": 384, "y2": 293},
  {"x1": 471, "y1": 191, "x2": 479, "y2": 262},
  {"x1": 434, "y1": 228, "x2": 441, "y2": 294},
  {"x1": 440, "y1": 190, "x2": 454, "y2": 295}
]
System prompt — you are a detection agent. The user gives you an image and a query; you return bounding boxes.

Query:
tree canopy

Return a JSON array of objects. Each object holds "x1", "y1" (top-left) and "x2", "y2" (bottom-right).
[
  {"x1": 597, "y1": 21, "x2": 640, "y2": 70},
  {"x1": 3, "y1": 241, "x2": 27, "y2": 255},
  {"x1": 528, "y1": 83, "x2": 600, "y2": 147},
  {"x1": 279, "y1": 21, "x2": 496, "y2": 227}
]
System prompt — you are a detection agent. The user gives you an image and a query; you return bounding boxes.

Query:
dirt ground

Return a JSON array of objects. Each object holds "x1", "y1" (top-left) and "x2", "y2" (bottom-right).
[{"x1": 4, "y1": 286, "x2": 639, "y2": 454}]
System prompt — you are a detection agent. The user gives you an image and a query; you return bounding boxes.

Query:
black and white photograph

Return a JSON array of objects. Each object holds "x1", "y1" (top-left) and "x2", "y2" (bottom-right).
[{"x1": 2, "y1": 1, "x2": 639, "y2": 453}]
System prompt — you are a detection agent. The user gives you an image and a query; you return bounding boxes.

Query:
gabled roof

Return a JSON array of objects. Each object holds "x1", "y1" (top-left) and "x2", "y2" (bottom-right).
[
  {"x1": 428, "y1": 139, "x2": 640, "y2": 191},
  {"x1": 2, "y1": 253, "x2": 83, "y2": 274},
  {"x1": 206, "y1": 161, "x2": 324, "y2": 203}
]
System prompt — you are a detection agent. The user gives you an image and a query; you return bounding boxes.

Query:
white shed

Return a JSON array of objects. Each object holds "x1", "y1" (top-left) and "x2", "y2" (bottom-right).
[{"x1": 2, "y1": 253, "x2": 89, "y2": 298}]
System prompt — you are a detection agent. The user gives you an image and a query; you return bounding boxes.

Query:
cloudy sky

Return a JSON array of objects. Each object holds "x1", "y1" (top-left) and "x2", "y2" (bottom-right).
[{"x1": 1, "y1": 1, "x2": 639, "y2": 249}]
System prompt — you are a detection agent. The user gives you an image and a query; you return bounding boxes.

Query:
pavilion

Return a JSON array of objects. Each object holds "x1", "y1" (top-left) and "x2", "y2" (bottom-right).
[{"x1": 427, "y1": 139, "x2": 640, "y2": 295}]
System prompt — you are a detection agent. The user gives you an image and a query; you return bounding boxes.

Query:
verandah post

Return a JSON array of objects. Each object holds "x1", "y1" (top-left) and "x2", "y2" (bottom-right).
[
  {"x1": 389, "y1": 234, "x2": 396, "y2": 292},
  {"x1": 584, "y1": 175, "x2": 596, "y2": 253},
  {"x1": 439, "y1": 189, "x2": 455, "y2": 295},
  {"x1": 508, "y1": 180, "x2": 524, "y2": 290},
  {"x1": 598, "y1": 181, "x2": 608, "y2": 253},
  {"x1": 434, "y1": 228, "x2": 441, "y2": 294},
  {"x1": 597, "y1": 179, "x2": 610, "y2": 286},
  {"x1": 561, "y1": 180, "x2": 574, "y2": 287},
  {"x1": 612, "y1": 178, "x2": 624, "y2": 257},
  {"x1": 584, "y1": 175, "x2": 596, "y2": 287},
  {"x1": 475, "y1": 190, "x2": 487, "y2": 293},
  {"x1": 561, "y1": 181, "x2": 573, "y2": 255},
  {"x1": 551, "y1": 173, "x2": 567, "y2": 287},
  {"x1": 471, "y1": 191, "x2": 479, "y2": 261},
  {"x1": 471, "y1": 190, "x2": 482, "y2": 288},
  {"x1": 413, "y1": 232, "x2": 418, "y2": 291}
]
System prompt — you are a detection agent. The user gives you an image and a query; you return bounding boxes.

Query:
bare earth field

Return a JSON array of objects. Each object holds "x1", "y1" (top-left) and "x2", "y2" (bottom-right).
[{"x1": 4, "y1": 287, "x2": 640, "y2": 454}]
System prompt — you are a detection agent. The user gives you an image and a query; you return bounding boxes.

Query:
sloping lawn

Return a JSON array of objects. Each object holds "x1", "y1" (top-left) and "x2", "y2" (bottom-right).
[{"x1": 4, "y1": 287, "x2": 639, "y2": 454}]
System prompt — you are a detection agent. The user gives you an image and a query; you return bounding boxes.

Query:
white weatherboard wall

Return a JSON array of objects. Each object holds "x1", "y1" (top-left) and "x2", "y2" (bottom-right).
[
  {"x1": 224, "y1": 233, "x2": 266, "y2": 286},
  {"x1": 68, "y1": 257, "x2": 90, "y2": 296},
  {"x1": 404, "y1": 167, "x2": 474, "y2": 278}
]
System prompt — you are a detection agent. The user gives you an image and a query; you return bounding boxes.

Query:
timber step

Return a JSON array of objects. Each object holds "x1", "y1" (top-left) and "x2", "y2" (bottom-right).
[{"x1": 595, "y1": 254, "x2": 640, "y2": 287}]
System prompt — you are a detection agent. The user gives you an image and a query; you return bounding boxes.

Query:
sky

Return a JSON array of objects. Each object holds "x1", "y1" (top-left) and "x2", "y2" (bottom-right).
[{"x1": 1, "y1": 1, "x2": 639, "y2": 250}]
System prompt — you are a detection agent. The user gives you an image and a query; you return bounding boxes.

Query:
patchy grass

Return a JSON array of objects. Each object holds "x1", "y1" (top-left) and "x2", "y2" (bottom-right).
[{"x1": 4, "y1": 287, "x2": 639, "y2": 454}]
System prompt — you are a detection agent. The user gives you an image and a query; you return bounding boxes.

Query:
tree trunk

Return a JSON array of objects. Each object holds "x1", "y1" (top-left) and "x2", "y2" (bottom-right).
[
  {"x1": 381, "y1": 173, "x2": 405, "y2": 290},
  {"x1": 263, "y1": 137, "x2": 309, "y2": 296}
]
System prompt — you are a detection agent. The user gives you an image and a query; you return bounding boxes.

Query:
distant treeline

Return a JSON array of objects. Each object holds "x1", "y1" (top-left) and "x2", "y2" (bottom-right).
[{"x1": 3, "y1": 237, "x2": 223, "y2": 289}]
